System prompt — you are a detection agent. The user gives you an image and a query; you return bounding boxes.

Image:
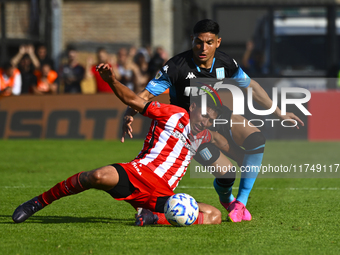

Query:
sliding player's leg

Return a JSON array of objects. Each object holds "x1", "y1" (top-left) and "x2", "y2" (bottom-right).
[
  {"x1": 197, "y1": 202, "x2": 222, "y2": 224},
  {"x1": 136, "y1": 202, "x2": 221, "y2": 226},
  {"x1": 12, "y1": 165, "x2": 122, "y2": 223}
]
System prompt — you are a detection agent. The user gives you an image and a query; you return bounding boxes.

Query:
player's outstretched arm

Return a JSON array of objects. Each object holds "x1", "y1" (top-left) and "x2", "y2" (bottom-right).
[
  {"x1": 97, "y1": 63, "x2": 147, "y2": 113},
  {"x1": 245, "y1": 79, "x2": 304, "y2": 129},
  {"x1": 121, "y1": 87, "x2": 156, "y2": 142}
]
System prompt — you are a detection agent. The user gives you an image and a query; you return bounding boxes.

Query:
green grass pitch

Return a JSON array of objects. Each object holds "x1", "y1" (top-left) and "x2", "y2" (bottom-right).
[{"x1": 1, "y1": 140, "x2": 340, "y2": 254}]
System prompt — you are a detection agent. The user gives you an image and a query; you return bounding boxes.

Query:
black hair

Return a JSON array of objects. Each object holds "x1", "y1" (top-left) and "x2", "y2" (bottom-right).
[
  {"x1": 21, "y1": 54, "x2": 30, "y2": 60},
  {"x1": 193, "y1": 19, "x2": 219, "y2": 35},
  {"x1": 36, "y1": 43, "x2": 47, "y2": 49},
  {"x1": 96, "y1": 47, "x2": 107, "y2": 54},
  {"x1": 66, "y1": 45, "x2": 77, "y2": 53},
  {"x1": 2, "y1": 61, "x2": 13, "y2": 70},
  {"x1": 41, "y1": 62, "x2": 51, "y2": 68}
]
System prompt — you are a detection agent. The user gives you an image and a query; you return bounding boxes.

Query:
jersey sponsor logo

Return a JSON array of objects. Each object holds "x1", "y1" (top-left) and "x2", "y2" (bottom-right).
[
  {"x1": 185, "y1": 72, "x2": 196, "y2": 79},
  {"x1": 155, "y1": 71, "x2": 163, "y2": 79},
  {"x1": 171, "y1": 130, "x2": 186, "y2": 144},
  {"x1": 150, "y1": 80, "x2": 157, "y2": 86},
  {"x1": 184, "y1": 142, "x2": 196, "y2": 155},
  {"x1": 216, "y1": 67, "x2": 225, "y2": 80},
  {"x1": 178, "y1": 123, "x2": 184, "y2": 129},
  {"x1": 233, "y1": 59, "x2": 238, "y2": 67},
  {"x1": 163, "y1": 65, "x2": 169, "y2": 73},
  {"x1": 171, "y1": 129, "x2": 195, "y2": 155}
]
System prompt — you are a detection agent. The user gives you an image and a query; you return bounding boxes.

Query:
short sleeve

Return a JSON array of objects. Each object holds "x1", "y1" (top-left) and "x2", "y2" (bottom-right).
[
  {"x1": 142, "y1": 101, "x2": 187, "y2": 121},
  {"x1": 145, "y1": 59, "x2": 178, "y2": 96},
  {"x1": 231, "y1": 65, "x2": 251, "y2": 88},
  {"x1": 222, "y1": 56, "x2": 251, "y2": 88}
]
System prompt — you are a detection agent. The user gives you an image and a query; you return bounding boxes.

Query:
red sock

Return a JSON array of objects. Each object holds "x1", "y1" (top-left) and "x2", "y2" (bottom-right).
[
  {"x1": 37, "y1": 172, "x2": 88, "y2": 207},
  {"x1": 194, "y1": 212, "x2": 204, "y2": 224},
  {"x1": 154, "y1": 212, "x2": 204, "y2": 225},
  {"x1": 154, "y1": 212, "x2": 171, "y2": 225}
]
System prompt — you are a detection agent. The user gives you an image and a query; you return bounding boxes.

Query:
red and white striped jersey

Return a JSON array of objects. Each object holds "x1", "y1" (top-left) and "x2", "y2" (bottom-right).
[{"x1": 134, "y1": 101, "x2": 211, "y2": 190}]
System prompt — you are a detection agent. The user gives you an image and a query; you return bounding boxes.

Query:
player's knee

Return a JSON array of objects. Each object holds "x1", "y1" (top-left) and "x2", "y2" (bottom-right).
[
  {"x1": 202, "y1": 205, "x2": 222, "y2": 224},
  {"x1": 210, "y1": 208, "x2": 222, "y2": 224},
  {"x1": 194, "y1": 143, "x2": 220, "y2": 166},
  {"x1": 89, "y1": 170, "x2": 103, "y2": 185},
  {"x1": 242, "y1": 132, "x2": 266, "y2": 150},
  {"x1": 89, "y1": 167, "x2": 111, "y2": 185}
]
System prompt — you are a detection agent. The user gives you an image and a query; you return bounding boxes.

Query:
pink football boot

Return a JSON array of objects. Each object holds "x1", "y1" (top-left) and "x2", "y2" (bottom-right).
[{"x1": 220, "y1": 199, "x2": 252, "y2": 222}]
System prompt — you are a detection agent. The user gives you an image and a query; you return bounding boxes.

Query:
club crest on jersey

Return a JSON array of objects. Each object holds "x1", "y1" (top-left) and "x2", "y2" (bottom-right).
[
  {"x1": 216, "y1": 67, "x2": 225, "y2": 80},
  {"x1": 185, "y1": 72, "x2": 196, "y2": 79},
  {"x1": 155, "y1": 71, "x2": 163, "y2": 79},
  {"x1": 199, "y1": 147, "x2": 212, "y2": 161}
]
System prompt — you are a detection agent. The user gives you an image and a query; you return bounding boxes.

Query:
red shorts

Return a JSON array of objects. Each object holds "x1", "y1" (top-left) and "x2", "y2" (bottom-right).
[{"x1": 112, "y1": 161, "x2": 174, "y2": 212}]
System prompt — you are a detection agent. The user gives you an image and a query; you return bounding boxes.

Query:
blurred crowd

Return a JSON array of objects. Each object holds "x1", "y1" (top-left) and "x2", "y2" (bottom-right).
[{"x1": 0, "y1": 44, "x2": 168, "y2": 96}]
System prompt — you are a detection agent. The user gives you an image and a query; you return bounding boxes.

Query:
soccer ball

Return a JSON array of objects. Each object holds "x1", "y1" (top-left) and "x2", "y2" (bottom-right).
[{"x1": 164, "y1": 193, "x2": 199, "y2": 227}]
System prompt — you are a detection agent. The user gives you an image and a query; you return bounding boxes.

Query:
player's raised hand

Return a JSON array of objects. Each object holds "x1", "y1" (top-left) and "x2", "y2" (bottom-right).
[
  {"x1": 96, "y1": 63, "x2": 116, "y2": 84},
  {"x1": 26, "y1": 44, "x2": 35, "y2": 55},
  {"x1": 278, "y1": 112, "x2": 304, "y2": 129},
  {"x1": 121, "y1": 115, "x2": 134, "y2": 142},
  {"x1": 19, "y1": 45, "x2": 27, "y2": 55}
]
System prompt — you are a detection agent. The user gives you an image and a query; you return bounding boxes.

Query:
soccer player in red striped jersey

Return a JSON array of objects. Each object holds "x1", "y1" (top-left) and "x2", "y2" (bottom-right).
[{"x1": 12, "y1": 64, "x2": 234, "y2": 225}]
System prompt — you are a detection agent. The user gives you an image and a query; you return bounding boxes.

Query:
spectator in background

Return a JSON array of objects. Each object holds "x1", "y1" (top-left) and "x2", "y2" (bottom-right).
[
  {"x1": 11, "y1": 45, "x2": 38, "y2": 94},
  {"x1": 241, "y1": 40, "x2": 265, "y2": 77},
  {"x1": 137, "y1": 46, "x2": 150, "y2": 63},
  {"x1": 36, "y1": 44, "x2": 54, "y2": 70},
  {"x1": 148, "y1": 46, "x2": 168, "y2": 79},
  {"x1": 17, "y1": 55, "x2": 37, "y2": 94},
  {"x1": 59, "y1": 47, "x2": 85, "y2": 93},
  {"x1": 116, "y1": 47, "x2": 138, "y2": 92},
  {"x1": 128, "y1": 46, "x2": 137, "y2": 62},
  {"x1": 86, "y1": 47, "x2": 120, "y2": 93},
  {"x1": 33, "y1": 63, "x2": 58, "y2": 95},
  {"x1": 133, "y1": 52, "x2": 149, "y2": 92},
  {"x1": 11, "y1": 44, "x2": 40, "y2": 70},
  {"x1": 0, "y1": 62, "x2": 22, "y2": 96}
]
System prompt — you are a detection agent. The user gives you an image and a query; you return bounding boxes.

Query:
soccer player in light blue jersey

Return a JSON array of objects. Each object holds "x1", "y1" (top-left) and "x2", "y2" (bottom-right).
[{"x1": 122, "y1": 19, "x2": 303, "y2": 222}]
